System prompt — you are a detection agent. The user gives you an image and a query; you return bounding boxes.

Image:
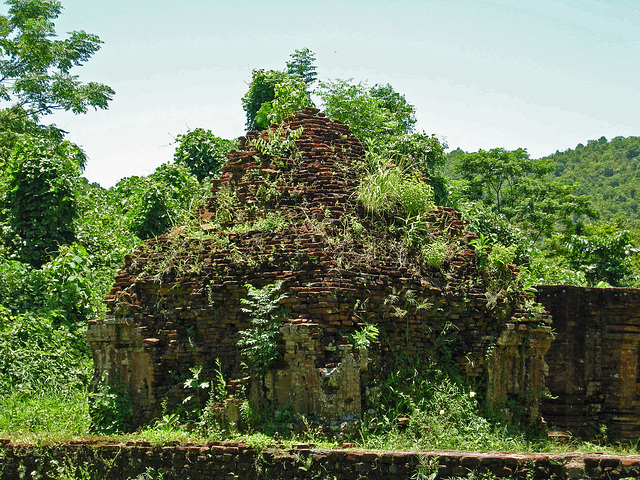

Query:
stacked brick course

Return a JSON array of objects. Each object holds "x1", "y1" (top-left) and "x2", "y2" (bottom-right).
[
  {"x1": 2, "y1": 440, "x2": 640, "y2": 479},
  {"x1": 88, "y1": 108, "x2": 552, "y2": 429},
  {"x1": 537, "y1": 285, "x2": 640, "y2": 439}
]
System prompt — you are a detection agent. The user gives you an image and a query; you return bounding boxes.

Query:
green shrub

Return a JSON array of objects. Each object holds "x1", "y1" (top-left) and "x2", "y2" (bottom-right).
[
  {"x1": 114, "y1": 162, "x2": 208, "y2": 239},
  {"x1": 360, "y1": 360, "x2": 530, "y2": 452},
  {"x1": 249, "y1": 125, "x2": 303, "y2": 161},
  {"x1": 396, "y1": 175, "x2": 435, "y2": 218},
  {"x1": 1, "y1": 244, "x2": 106, "y2": 328},
  {"x1": 2, "y1": 136, "x2": 83, "y2": 267},
  {"x1": 487, "y1": 244, "x2": 517, "y2": 273},
  {"x1": 0, "y1": 255, "x2": 48, "y2": 316},
  {"x1": 242, "y1": 69, "x2": 297, "y2": 130},
  {"x1": 255, "y1": 80, "x2": 312, "y2": 127},
  {"x1": 89, "y1": 374, "x2": 133, "y2": 435},
  {"x1": 421, "y1": 239, "x2": 451, "y2": 268},
  {"x1": 518, "y1": 255, "x2": 586, "y2": 287},
  {"x1": 173, "y1": 128, "x2": 236, "y2": 181},
  {"x1": 0, "y1": 309, "x2": 90, "y2": 396}
]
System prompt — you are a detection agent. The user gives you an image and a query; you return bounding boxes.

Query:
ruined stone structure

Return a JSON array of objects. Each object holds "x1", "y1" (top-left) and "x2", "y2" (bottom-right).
[
  {"x1": 537, "y1": 285, "x2": 640, "y2": 440},
  {"x1": 88, "y1": 108, "x2": 552, "y2": 430}
]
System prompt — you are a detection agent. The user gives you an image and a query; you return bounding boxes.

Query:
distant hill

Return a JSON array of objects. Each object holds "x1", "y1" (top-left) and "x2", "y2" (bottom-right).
[{"x1": 544, "y1": 136, "x2": 640, "y2": 222}]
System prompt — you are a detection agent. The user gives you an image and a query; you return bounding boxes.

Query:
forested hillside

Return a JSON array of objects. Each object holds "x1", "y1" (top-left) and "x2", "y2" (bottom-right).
[{"x1": 545, "y1": 136, "x2": 640, "y2": 223}]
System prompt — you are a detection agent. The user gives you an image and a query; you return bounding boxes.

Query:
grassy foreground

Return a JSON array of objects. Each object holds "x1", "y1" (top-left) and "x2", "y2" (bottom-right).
[{"x1": 2, "y1": 384, "x2": 640, "y2": 458}]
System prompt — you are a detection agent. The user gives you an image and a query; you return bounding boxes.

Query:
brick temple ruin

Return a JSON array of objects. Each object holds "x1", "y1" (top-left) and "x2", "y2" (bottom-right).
[
  {"x1": 87, "y1": 108, "x2": 640, "y2": 439},
  {"x1": 537, "y1": 286, "x2": 640, "y2": 439}
]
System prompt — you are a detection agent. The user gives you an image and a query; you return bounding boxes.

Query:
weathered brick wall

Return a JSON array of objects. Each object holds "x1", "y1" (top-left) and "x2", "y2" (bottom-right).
[
  {"x1": 537, "y1": 285, "x2": 640, "y2": 440},
  {"x1": 88, "y1": 108, "x2": 552, "y2": 429},
  {"x1": 2, "y1": 440, "x2": 640, "y2": 479}
]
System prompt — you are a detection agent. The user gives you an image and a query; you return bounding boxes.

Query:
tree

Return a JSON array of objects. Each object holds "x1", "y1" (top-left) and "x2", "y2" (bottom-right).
[
  {"x1": 173, "y1": 128, "x2": 236, "y2": 182},
  {"x1": 0, "y1": 0, "x2": 115, "y2": 266},
  {"x1": 546, "y1": 136, "x2": 640, "y2": 222},
  {"x1": 514, "y1": 177, "x2": 596, "y2": 242},
  {"x1": 0, "y1": 0, "x2": 114, "y2": 118},
  {"x1": 565, "y1": 221, "x2": 638, "y2": 287},
  {"x1": 114, "y1": 163, "x2": 208, "y2": 239},
  {"x1": 455, "y1": 148, "x2": 598, "y2": 241},
  {"x1": 455, "y1": 148, "x2": 536, "y2": 214},
  {"x1": 318, "y1": 79, "x2": 415, "y2": 141},
  {"x1": 242, "y1": 49, "x2": 318, "y2": 131},
  {"x1": 1, "y1": 135, "x2": 84, "y2": 267},
  {"x1": 241, "y1": 69, "x2": 293, "y2": 131},
  {"x1": 0, "y1": 105, "x2": 63, "y2": 165},
  {"x1": 285, "y1": 47, "x2": 317, "y2": 87},
  {"x1": 454, "y1": 147, "x2": 597, "y2": 240},
  {"x1": 370, "y1": 83, "x2": 416, "y2": 134}
]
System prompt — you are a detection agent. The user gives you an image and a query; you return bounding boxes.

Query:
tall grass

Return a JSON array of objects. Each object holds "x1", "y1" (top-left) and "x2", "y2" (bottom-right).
[
  {"x1": 0, "y1": 387, "x2": 91, "y2": 442},
  {"x1": 357, "y1": 155, "x2": 435, "y2": 219}
]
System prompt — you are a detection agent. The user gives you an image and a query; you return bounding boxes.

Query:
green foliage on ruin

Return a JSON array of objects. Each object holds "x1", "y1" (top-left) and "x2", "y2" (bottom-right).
[
  {"x1": 173, "y1": 128, "x2": 236, "y2": 182},
  {"x1": 238, "y1": 281, "x2": 291, "y2": 375},
  {"x1": 242, "y1": 48, "x2": 317, "y2": 131},
  {"x1": 242, "y1": 69, "x2": 306, "y2": 131},
  {"x1": 255, "y1": 79, "x2": 312, "y2": 127},
  {"x1": 113, "y1": 162, "x2": 209, "y2": 240},
  {"x1": 318, "y1": 78, "x2": 416, "y2": 141}
]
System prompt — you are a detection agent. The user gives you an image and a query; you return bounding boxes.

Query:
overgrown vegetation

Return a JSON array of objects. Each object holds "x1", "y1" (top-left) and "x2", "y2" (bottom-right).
[
  {"x1": 446, "y1": 145, "x2": 639, "y2": 288},
  {"x1": 1, "y1": 3, "x2": 638, "y2": 464}
]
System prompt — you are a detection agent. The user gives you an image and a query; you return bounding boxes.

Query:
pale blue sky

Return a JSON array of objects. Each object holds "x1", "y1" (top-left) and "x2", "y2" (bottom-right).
[{"x1": 4, "y1": 0, "x2": 639, "y2": 187}]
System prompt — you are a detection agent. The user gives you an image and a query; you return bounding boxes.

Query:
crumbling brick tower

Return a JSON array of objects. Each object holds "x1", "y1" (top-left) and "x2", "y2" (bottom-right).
[{"x1": 88, "y1": 108, "x2": 552, "y2": 429}]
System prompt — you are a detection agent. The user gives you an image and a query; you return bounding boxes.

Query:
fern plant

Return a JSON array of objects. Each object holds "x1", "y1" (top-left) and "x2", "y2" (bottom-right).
[
  {"x1": 237, "y1": 281, "x2": 291, "y2": 374},
  {"x1": 249, "y1": 126, "x2": 303, "y2": 161}
]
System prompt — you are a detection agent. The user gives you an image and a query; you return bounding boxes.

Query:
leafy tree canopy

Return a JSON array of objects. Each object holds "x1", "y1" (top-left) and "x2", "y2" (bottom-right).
[
  {"x1": 285, "y1": 47, "x2": 317, "y2": 87},
  {"x1": 546, "y1": 136, "x2": 640, "y2": 223},
  {"x1": 452, "y1": 147, "x2": 597, "y2": 241},
  {"x1": 173, "y1": 128, "x2": 236, "y2": 182},
  {"x1": 255, "y1": 76, "x2": 311, "y2": 127},
  {"x1": 242, "y1": 69, "x2": 297, "y2": 131},
  {"x1": 113, "y1": 162, "x2": 208, "y2": 239},
  {"x1": 318, "y1": 79, "x2": 416, "y2": 141},
  {"x1": 242, "y1": 48, "x2": 318, "y2": 131},
  {"x1": 1, "y1": 134, "x2": 84, "y2": 267},
  {"x1": 370, "y1": 83, "x2": 417, "y2": 135},
  {"x1": 564, "y1": 221, "x2": 638, "y2": 287},
  {"x1": 0, "y1": 0, "x2": 114, "y2": 118}
]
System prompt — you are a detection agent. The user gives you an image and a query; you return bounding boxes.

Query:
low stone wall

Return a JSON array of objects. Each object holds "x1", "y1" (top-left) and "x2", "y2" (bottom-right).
[{"x1": 1, "y1": 440, "x2": 639, "y2": 479}]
